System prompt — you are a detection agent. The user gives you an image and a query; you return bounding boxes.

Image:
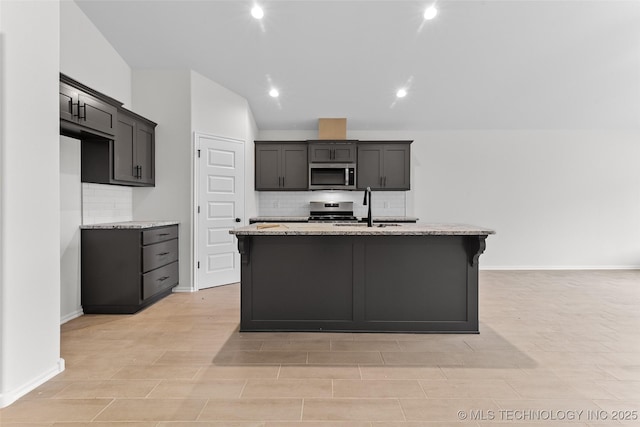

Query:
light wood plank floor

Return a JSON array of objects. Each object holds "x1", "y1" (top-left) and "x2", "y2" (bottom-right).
[{"x1": 1, "y1": 270, "x2": 639, "y2": 426}]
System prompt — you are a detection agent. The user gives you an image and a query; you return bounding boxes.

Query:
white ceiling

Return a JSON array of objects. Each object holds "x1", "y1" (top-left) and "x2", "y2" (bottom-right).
[{"x1": 75, "y1": 0, "x2": 640, "y2": 131}]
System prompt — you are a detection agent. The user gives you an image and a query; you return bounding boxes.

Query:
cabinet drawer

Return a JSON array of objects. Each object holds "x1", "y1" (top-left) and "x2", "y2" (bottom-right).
[
  {"x1": 142, "y1": 238, "x2": 178, "y2": 272},
  {"x1": 142, "y1": 261, "x2": 178, "y2": 300},
  {"x1": 142, "y1": 225, "x2": 178, "y2": 245}
]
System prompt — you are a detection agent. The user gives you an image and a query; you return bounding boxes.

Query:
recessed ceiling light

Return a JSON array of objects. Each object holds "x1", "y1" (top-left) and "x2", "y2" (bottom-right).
[
  {"x1": 269, "y1": 88, "x2": 279, "y2": 98},
  {"x1": 396, "y1": 89, "x2": 407, "y2": 98},
  {"x1": 251, "y1": 5, "x2": 264, "y2": 20},
  {"x1": 423, "y1": 5, "x2": 438, "y2": 20}
]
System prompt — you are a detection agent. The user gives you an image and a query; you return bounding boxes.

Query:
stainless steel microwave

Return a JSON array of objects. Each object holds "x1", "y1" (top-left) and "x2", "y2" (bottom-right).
[{"x1": 308, "y1": 163, "x2": 356, "y2": 190}]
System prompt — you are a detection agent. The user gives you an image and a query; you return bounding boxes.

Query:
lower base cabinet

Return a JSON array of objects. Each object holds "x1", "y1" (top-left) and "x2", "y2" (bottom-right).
[{"x1": 81, "y1": 225, "x2": 179, "y2": 314}]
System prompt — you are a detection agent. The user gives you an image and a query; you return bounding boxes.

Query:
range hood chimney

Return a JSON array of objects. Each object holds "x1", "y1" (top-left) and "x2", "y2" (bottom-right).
[{"x1": 318, "y1": 118, "x2": 347, "y2": 140}]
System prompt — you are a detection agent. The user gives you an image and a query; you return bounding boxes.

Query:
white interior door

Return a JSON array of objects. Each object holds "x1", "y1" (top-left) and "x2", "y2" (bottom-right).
[{"x1": 196, "y1": 133, "x2": 244, "y2": 289}]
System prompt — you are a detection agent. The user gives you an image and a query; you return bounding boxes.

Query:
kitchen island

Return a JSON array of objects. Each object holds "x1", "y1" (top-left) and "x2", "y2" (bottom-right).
[{"x1": 230, "y1": 223, "x2": 494, "y2": 333}]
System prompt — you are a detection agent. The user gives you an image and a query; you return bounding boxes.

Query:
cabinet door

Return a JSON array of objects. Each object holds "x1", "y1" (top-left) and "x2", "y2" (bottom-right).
[
  {"x1": 383, "y1": 145, "x2": 410, "y2": 190},
  {"x1": 59, "y1": 83, "x2": 78, "y2": 124},
  {"x1": 308, "y1": 144, "x2": 333, "y2": 162},
  {"x1": 136, "y1": 121, "x2": 155, "y2": 185},
  {"x1": 78, "y1": 93, "x2": 117, "y2": 136},
  {"x1": 309, "y1": 143, "x2": 356, "y2": 162},
  {"x1": 114, "y1": 114, "x2": 137, "y2": 182},
  {"x1": 357, "y1": 145, "x2": 383, "y2": 189},
  {"x1": 282, "y1": 144, "x2": 308, "y2": 189},
  {"x1": 333, "y1": 144, "x2": 356, "y2": 162},
  {"x1": 255, "y1": 144, "x2": 282, "y2": 190}
]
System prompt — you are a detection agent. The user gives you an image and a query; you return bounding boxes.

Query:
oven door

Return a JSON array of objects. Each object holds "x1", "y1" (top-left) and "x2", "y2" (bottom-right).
[{"x1": 308, "y1": 163, "x2": 356, "y2": 190}]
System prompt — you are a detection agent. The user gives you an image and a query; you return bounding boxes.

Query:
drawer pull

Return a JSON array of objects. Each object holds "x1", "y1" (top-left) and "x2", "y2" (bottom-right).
[
  {"x1": 157, "y1": 276, "x2": 170, "y2": 282},
  {"x1": 157, "y1": 233, "x2": 170, "y2": 236},
  {"x1": 157, "y1": 252, "x2": 170, "y2": 256}
]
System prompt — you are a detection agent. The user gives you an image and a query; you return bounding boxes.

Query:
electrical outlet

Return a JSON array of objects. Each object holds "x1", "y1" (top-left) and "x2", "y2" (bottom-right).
[
  {"x1": 273, "y1": 200, "x2": 279, "y2": 208},
  {"x1": 383, "y1": 201, "x2": 389, "y2": 209}
]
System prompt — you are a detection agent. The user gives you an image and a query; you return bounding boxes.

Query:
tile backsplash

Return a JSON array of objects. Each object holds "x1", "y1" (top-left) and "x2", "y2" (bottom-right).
[
  {"x1": 258, "y1": 191, "x2": 406, "y2": 217},
  {"x1": 82, "y1": 183, "x2": 133, "y2": 225}
]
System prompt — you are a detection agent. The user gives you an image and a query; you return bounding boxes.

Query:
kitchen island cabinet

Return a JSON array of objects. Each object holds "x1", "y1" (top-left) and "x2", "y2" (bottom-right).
[
  {"x1": 81, "y1": 222, "x2": 179, "y2": 314},
  {"x1": 230, "y1": 223, "x2": 493, "y2": 333}
]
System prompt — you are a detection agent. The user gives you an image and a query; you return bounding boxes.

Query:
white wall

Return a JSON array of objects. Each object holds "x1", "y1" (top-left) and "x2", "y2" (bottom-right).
[
  {"x1": 191, "y1": 69, "x2": 258, "y2": 220},
  {"x1": 246, "y1": 109, "x2": 259, "y2": 219},
  {"x1": 60, "y1": 136, "x2": 82, "y2": 324},
  {"x1": 191, "y1": 71, "x2": 251, "y2": 142},
  {"x1": 132, "y1": 70, "x2": 257, "y2": 291},
  {"x1": 403, "y1": 130, "x2": 640, "y2": 269},
  {"x1": 132, "y1": 70, "x2": 192, "y2": 291},
  {"x1": 0, "y1": 0, "x2": 63, "y2": 408},
  {"x1": 59, "y1": 0, "x2": 133, "y2": 322},
  {"x1": 60, "y1": 0, "x2": 131, "y2": 107},
  {"x1": 258, "y1": 129, "x2": 640, "y2": 269}
]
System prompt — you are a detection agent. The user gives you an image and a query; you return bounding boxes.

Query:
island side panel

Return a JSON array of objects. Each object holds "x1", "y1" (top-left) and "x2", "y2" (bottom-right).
[{"x1": 463, "y1": 234, "x2": 487, "y2": 333}]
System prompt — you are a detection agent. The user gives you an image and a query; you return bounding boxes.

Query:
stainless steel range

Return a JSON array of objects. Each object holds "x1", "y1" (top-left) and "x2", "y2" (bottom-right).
[{"x1": 308, "y1": 201, "x2": 358, "y2": 223}]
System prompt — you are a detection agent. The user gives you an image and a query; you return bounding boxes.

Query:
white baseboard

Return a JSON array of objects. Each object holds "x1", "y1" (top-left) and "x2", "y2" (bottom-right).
[
  {"x1": 60, "y1": 309, "x2": 84, "y2": 325},
  {"x1": 0, "y1": 358, "x2": 65, "y2": 408},
  {"x1": 172, "y1": 285, "x2": 196, "y2": 292},
  {"x1": 481, "y1": 265, "x2": 640, "y2": 271}
]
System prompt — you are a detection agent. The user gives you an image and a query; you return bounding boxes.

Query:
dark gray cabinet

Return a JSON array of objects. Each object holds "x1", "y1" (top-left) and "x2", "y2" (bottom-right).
[
  {"x1": 255, "y1": 142, "x2": 308, "y2": 190},
  {"x1": 81, "y1": 225, "x2": 179, "y2": 314},
  {"x1": 113, "y1": 109, "x2": 155, "y2": 185},
  {"x1": 81, "y1": 112, "x2": 156, "y2": 187},
  {"x1": 357, "y1": 142, "x2": 411, "y2": 190},
  {"x1": 308, "y1": 141, "x2": 356, "y2": 163},
  {"x1": 59, "y1": 80, "x2": 118, "y2": 137},
  {"x1": 61, "y1": 73, "x2": 156, "y2": 187}
]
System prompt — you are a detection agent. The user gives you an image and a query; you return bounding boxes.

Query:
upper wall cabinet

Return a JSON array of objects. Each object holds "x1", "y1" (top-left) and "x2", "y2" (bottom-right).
[
  {"x1": 255, "y1": 141, "x2": 308, "y2": 190},
  {"x1": 81, "y1": 109, "x2": 156, "y2": 187},
  {"x1": 254, "y1": 139, "x2": 412, "y2": 191},
  {"x1": 308, "y1": 141, "x2": 356, "y2": 163},
  {"x1": 357, "y1": 141, "x2": 411, "y2": 190},
  {"x1": 113, "y1": 109, "x2": 155, "y2": 185},
  {"x1": 60, "y1": 73, "x2": 157, "y2": 187},
  {"x1": 60, "y1": 75, "x2": 119, "y2": 138}
]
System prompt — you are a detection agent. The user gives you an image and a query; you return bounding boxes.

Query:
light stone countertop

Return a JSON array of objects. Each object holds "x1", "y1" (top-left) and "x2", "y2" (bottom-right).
[
  {"x1": 249, "y1": 216, "x2": 420, "y2": 223},
  {"x1": 80, "y1": 221, "x2": 179, "y2": 230},
  {"x1": 365, "y1": 216, "x2": 419, "y2": 222},
  {"x1": 249, "y1": 216, "x2": 309, "y2": 222},
  {"x1": 230, "y1": 222, "x2": 495, "y2": 236}
]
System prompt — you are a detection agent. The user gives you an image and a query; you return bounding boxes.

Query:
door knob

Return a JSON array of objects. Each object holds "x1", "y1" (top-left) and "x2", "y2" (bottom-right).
[{"x1": 235, "y1": 218, "x2": 241, "y2": 223}]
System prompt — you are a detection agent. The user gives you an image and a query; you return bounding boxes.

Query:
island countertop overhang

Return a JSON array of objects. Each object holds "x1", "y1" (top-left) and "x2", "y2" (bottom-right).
[{"x1": 229, "y1": 222, "x2": 495, "y2": 236}]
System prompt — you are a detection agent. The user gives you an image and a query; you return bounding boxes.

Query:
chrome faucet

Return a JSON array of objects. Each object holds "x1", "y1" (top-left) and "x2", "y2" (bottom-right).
[{"x1": 362, "y1": 186, "x2": 373, "y2": 227}]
